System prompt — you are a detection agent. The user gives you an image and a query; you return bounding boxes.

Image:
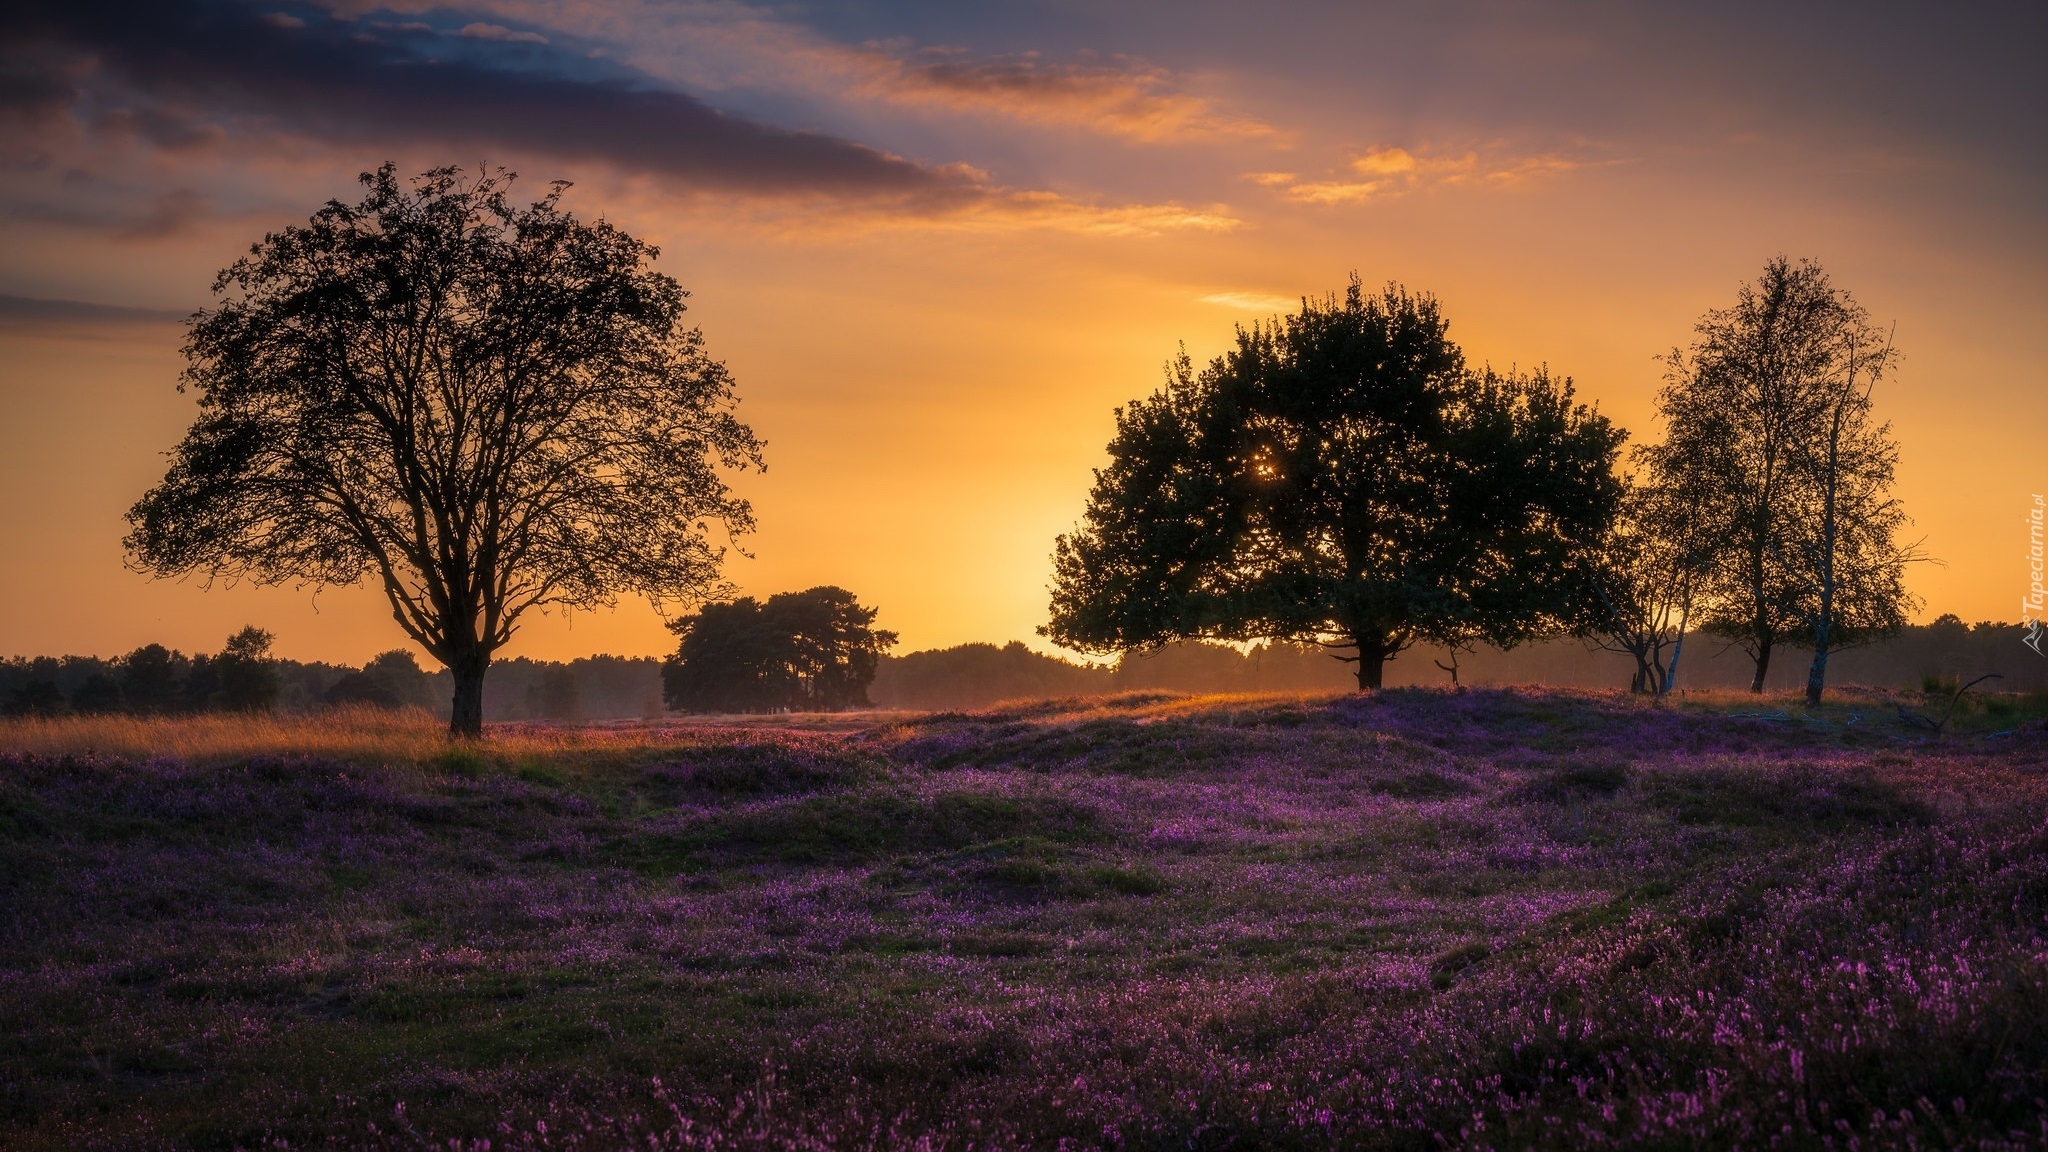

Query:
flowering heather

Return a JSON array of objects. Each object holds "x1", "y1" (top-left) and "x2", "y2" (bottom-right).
[{"x1": 2, "y1": 687, "x2": 2044, "y2": 1149}]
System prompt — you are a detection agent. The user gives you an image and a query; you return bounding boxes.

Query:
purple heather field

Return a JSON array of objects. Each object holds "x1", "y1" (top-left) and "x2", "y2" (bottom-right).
[{"x1": 2, "y1": 687, "x2": 2045, "y2": 1150}]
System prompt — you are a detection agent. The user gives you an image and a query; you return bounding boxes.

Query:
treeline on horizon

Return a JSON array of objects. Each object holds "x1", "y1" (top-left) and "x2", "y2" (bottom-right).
[{"x1": 4, "y1": 615, "x2": 2041, "y2": 721}]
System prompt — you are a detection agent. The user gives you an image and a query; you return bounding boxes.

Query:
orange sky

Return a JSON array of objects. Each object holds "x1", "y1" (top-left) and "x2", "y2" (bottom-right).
[{"x1": 2, "y1": 1, "x2": 2044, "y2": 665}]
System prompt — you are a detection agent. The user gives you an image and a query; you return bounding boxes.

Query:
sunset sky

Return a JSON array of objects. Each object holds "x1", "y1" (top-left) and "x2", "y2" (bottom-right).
[{"x1": 2, "y1": 0, "x2": 2044, "y2": 666}]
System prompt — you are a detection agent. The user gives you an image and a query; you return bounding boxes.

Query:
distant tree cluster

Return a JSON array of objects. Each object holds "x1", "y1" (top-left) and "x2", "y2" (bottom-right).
[
  {"x1": 483, "y1": 656, "x2": 664, "y2": 721},
  {"x1": 866, "y1": 638, "x2": 1356, "y2": 711},
  {"x1": 321, "y1": 650, "x2": 440, "y2": 711},
  {"x1": 0, "y1": 627, "x2": 281, "y2": 718},
  {"x1": 663, "y1": 587, "x2": 896, "y2": 713}
]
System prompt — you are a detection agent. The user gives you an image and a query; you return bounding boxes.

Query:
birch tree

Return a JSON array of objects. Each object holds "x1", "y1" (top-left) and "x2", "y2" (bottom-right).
[
  {"x1": 1645, "y1": 258, "x2": 1916, "y2": 697},
  {"x1": 1580, "y1": 480, "x2": 1711, "y2": 695},
  {"x1": 1774, "y1": 320, "x2": 1917, "y2": 703}
]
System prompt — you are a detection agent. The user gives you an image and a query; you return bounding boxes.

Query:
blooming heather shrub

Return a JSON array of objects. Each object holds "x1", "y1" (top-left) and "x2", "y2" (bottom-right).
[
  {"x1": 1503, "y1": 756, "x2": 1633, "y2": 804},
  {"x1": 0, "y1": 690, "x2": 2044, "y2": 1149},
  {"x1": 1644, "y1": 760, "x2": 1933, "y2": 829},
  {"x1": 634, "y1": 743, "x2": 888, "y2": 805}
]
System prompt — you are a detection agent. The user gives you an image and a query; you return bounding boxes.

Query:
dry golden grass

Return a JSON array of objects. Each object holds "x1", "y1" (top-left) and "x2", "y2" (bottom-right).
[
  {"x1": 0, "y1": 705, "x2": 931, "y2": 766},
  {"x1": 0, "y1": 706, "x2": 458, "y2": 765},
  {"x1": 1, "y1": 682, "x2": 2032, "y2": 768}
]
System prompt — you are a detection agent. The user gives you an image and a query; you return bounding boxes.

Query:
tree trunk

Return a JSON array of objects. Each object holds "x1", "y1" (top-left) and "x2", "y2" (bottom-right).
[
  {"x1": 1805, "y1": 642, "x2": 1830, "y2": 706},
  {"x1": 1354, "y1": 634, "x2": 1386, "y2": 690},
  {"x1": 448, "y1": 652, "x2": 490, "y2": 738},
  {"x1": 1805, "y1": 398, "x2": 1844, "y2": 708},
  {"x1": 1660, "y1": 590, "x2": 1692, "y2": 699},
  {"x1": 1749, "y1": 632, "x2": 1772, "y2": 694},
  {"x1": 1630, "y1": 650, "x2": 1658, "y2": 694}
]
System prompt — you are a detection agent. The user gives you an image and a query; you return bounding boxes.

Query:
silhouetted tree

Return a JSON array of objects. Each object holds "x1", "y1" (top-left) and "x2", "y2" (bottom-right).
[
  {"x1": 211, "y1": 626, "x2": 281, "y2": 712},
  {"x1": 1773, "y1": 318, "x2": 1917, "y2": 703},
  {"x1": 772, "y1": 586, "x2": 898, "y2": 710},
  {"x1": 362, "y1": 649, "x2": 437, "y2": 708},
  {"x1": 1578, "y1": 480, "x2": 1712, "y2": 695},
  {"x1": 1045, "y1": 279, "x2": 1624, "y2": 689},
  {"x1": 126, "y1": 164, "x2": 762, "y2": 737},
  {"x1": 118, "y1": 643, "x2": 187, "y2": 714},
  {"x1": 325, "y1": 671, "x2": 402, "y2": 709},
  {"x1": 525, "y1": 665, "x2": 584, "y2": 720},
  {"x1": 1646, "y1": 258, "x2": 1917, "y2": 698},
  {"x1": 181, "y1": 653, "x2": 222, "y2": 713},
  {"x1": 4, "y1": 680, "x2": 66, "y2": 717},
  {"x1": 663, "y1": 599, "x2": 782, "y2": 712},
  {"x1": 664, "y1": 586, "x2": 896, "y2": 713},
  {"x1": 69, "y1": 673, "x2": 124, "y2": 715},
  {"x1": 869, "y1": 641, "x2": 1112, "y2": 710}
]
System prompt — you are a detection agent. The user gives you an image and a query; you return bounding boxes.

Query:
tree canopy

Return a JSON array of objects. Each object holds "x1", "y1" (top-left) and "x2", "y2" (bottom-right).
[
  {"x1": 125, "y1": 164, "x2": 762, "y2": 735},
  {"x1": 1045, "y1": 279, "x2": 1624, "y2": 689},
  {"x1": 663, "y1": 586, "x2": 897, "y2": 713}
]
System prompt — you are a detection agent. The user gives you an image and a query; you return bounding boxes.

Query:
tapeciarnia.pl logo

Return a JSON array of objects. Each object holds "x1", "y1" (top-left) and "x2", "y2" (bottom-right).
[{"x1": 2026, "y1": 494, "x2": 2045, "y2": 656}]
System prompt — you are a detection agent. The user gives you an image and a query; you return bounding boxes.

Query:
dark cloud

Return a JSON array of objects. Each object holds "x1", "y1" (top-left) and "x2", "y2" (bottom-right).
[
  {"x1": 0, "y1": 292, "x2": 188, "y2": 327},
  {"x1": 2, "y1": 0, "x2": 977, "y2": 201},
  {"x1": 2, "y1": 173, "x2": 219, "y2": 238},
  {"x1": 0, "y1": 42, "x2": 79, "y2": 119}
]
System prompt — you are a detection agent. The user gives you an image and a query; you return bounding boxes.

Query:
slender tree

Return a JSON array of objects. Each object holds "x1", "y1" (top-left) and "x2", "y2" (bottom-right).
[
  {"x1": 1578, "y1": 475, "x2": 1715, "y2": 696},
  {"x1": 126, "y1": 164, "x2": 762, "y2": 736},
  {"x1": 1646, "y1": 258, "x2": 1917, "y2": 696},
  {"x1": 1046, "y1": 279, "x2": 1624, "y2": 688},
  {"x1": 1774, "y1": 322, "x2": 1917, "y2": 703}
]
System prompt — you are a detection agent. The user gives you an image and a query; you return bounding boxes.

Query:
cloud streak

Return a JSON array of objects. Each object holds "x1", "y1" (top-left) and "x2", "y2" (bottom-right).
[
  {"x1": 1199, "y1": 290, "x2": 1298, "y2": 312},
  {"x1": 834, "y1": 47, "x2": 1276, "y2": 142},
  {"x1": 0, "y1": 292, "x2": 188, "y2": 328},
  {"x1": 1264, "y1": 146, "x2": 1582, "y2": 205}
]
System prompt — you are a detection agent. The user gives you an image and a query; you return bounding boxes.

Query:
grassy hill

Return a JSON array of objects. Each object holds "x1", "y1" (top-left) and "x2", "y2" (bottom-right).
[{"x1": 2, "y1": 688, "x2": 2044, "y2": 1149}]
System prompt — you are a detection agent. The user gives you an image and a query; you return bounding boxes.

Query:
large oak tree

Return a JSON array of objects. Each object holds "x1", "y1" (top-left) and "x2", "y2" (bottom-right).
[
  {"x1": 1045, "y1": 280, "x2": 1624, "y2": 688},
  {"x1": 127, "y1": 165, "x2": 763, "y2": 735}
]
